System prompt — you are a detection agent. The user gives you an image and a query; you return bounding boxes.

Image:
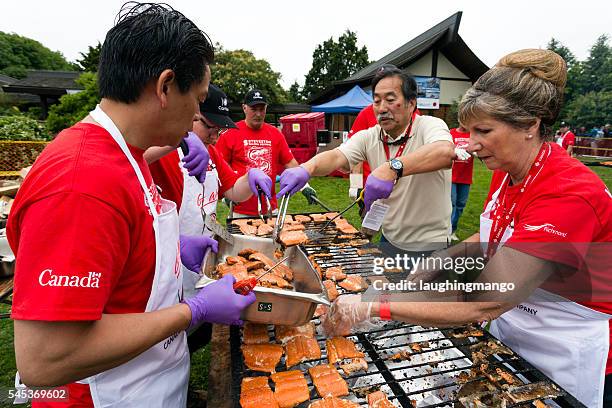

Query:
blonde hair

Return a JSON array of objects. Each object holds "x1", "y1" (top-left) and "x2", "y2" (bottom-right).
[{"x1": 458, "y1": 49, "x2": 567, "y2": 139}]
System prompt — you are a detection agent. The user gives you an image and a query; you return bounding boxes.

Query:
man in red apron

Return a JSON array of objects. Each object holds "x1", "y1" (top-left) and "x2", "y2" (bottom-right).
[{"x1": 8, "y1": 4, "x2": 254, "y2": 407}]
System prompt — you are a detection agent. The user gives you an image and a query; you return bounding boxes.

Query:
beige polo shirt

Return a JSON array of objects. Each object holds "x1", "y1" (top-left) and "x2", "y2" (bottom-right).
[{"x1": 338, "y1": 115, "x2": 452, "y2": 250}]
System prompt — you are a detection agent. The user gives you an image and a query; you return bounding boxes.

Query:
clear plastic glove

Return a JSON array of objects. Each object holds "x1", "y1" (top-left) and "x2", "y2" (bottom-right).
[
  {"x1": 277, "y1": 166, "x2": 310, "y2": 198},
  {"x1": 363, "y1": 174, "x2": 394, "y2": 212},
  {"x1": 454, "y1": 147, "x2": 471, "y2": 161},
  {"x1": 301, "y1": 183, "x2": 318, "y2": 205},
  {"x1": 321, "y1": 294, "x2": 373, "y2": 337},
  {"x1": 247, "y1": 168, "x2": 272, "y2": 198},
  {"x1": 182, "y1": 274, "x2": 256, "y2": 328},
  {"x1": 179, "y1": 234, "x2": 218, "y2": 273},
  {"x1": 182, "y1": 132, "x2": 210, "y2": 183}
]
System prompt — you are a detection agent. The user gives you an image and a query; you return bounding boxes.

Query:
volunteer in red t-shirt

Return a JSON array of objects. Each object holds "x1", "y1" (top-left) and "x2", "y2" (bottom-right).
[
  {"x1": 147, "y1": 84, "x2": 270, "y2": 352},
  {"x1": 450, "y1": 126, "x2": 474, "y2": 239},
  {"x1": 556, "y1": 121, "x2": 576, "y2": 155},
  {"x1": 7, "y1": 5, "x2": 254, "y2": 407},
  {"x1": 216, "y1": 89, "x2": 318, "y2": 217},
  {"x1": 321, "y1": 49, "x2": 612, "y2": 407}
]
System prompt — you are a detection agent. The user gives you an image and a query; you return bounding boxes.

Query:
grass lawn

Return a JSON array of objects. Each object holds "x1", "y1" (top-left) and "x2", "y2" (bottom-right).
[{"x1": 1, "y1": 159, "x2": 611, "y2": 406}]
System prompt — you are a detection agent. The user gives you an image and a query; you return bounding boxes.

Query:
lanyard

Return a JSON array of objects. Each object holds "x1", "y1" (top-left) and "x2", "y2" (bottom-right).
[
  {"x1": 382, "y1": 112, "x2": 417, "y2": 161},
  {"x1": 487, "y1": 142, "x2": 551, "y2": 258}
]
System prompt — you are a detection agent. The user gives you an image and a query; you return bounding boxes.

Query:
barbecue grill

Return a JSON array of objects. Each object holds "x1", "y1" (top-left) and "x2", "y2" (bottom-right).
[{"x1": 223, "y1": 212, "x2": 587, "y2": 407}]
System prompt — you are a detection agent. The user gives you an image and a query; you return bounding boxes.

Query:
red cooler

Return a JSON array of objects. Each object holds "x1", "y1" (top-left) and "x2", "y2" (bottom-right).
[{"x1": 280, "y1": 112, "x2": 325, "y2": 148}]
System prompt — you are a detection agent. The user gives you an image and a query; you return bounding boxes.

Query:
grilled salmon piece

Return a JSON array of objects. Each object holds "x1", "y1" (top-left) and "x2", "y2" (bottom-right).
[
  {"x1": 257, "y1": 223, "x2": 274, "y2": 236},
  {"x1": 248, "y1": 252, "x2": 294, "y2": 281},
  {"x1": 335, "y1": 222, "x2": 359, "y2": 235},
  {"x1": 271, "y1": 370, "x2": 310, "y2": 408},
  {"x1": 285, "y1": 336, "x2": 322, "y2": 368},
  {"x1": 250, "y1": 218, "x2": 265, "y2": 227},
  {"x1": 279, "y1": 230, "x2": 309, "y2": 247},
  {"x1": 324, "y1": 212, "x2": 340, "y2": 220},
  {"x1": 276, "y1": 322, "x2": 315, "y2": 344},
  {"x1": 324, "y1": 267, "x2": 346, "y2": 281},
  {"x1": 282, "y1": 223, "x2": 306, "y2": 232},
  {"x1": 226, "y1": 255, "x2": 245, "y2": 265},
  {"x1": 238, "y1": 248, "x2": 258, "y2": 258},
  {"x1": 338, "y1": 275, "x2": 368, "y2": 292},
  {"x1": 217, "y1": 263, "x2": 250, "y2": 282},
  {"x1": 310, "y1": 213, "x2": 327, "y2": 222},
  {"x1": 294, "y1": 215, "x2": 312, "y2": 223},
  {"x1": 309, "y1": 397, "x2": 360, "y2": 408},
  {"x1": 244, "y1": 260, "x2": 266, "y2": 271},
  {"x1": 250, "y1": 269, "x2": 293, "y2": 289},
  {"x1": 367, "y1": 390, "x2": 394, "y2": 407},
  {"x1": 314, "y1": 304, "x2": 328, "y2": 318},
  {"x1": 242, "y1": 344, "x2": 284, "y2": 373},
  {"x1": 240, "y1": 376, "x2": 279, "y2": 408},
  {"x1": 326, "y1": 337, "x2": 365, "y2": 365},
  {"x1": 356, "y1": 248, "x2": 382, "y2": 256},
  {"x1": 239, "y1": 223, "x2": 258, "y2": 236},
  {"x1": 339, "y1": 358, "x2": 368, "y2": 375},
  {"x1": 308, "y1": 364, "x2": 349, "y2": 398},
  {"x1": 322, "y1": 280, "x2": 339, "y2": 302},
  {"x1": 243, "y1": 323, "x2": 270, "y2": 345}
]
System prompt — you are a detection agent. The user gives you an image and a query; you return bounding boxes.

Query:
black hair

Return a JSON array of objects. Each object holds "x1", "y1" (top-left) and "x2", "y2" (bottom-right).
[
  {"x1": 98, "y1": 2, "x2": 214, "y2": 103},
  {"x1": 371, "y1": 64, "x2": 417, "y2": 103}
]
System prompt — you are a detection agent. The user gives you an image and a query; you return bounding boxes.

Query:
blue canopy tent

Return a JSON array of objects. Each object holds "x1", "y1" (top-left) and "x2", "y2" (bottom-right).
[{"x1": 311, "y1": 85, "x2": 372, "y2": 113}]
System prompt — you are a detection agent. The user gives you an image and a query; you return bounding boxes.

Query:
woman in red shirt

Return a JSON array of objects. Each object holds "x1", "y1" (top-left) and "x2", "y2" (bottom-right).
[
  {"x1": 450, "y1": 126, "x2": 474, "y2": 240},
  {"x1": 322, "y1": 49, "x2": 612, "y2": 407}
]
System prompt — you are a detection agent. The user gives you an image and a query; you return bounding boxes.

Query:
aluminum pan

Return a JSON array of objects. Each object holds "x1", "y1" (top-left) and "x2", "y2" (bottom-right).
[{"x1": 195, "y1": 234, "x2": 330, "y2": 325}]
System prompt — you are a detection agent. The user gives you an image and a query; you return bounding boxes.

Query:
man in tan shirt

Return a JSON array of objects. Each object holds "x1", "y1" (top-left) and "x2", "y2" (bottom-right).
[{"x1": 278, "y1": 65, "x2": 456, "y2": 252}]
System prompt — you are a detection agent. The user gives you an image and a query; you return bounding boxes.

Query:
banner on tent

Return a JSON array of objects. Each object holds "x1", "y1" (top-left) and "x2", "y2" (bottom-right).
[{"x1": 414, "y1": 76, "x2": 440, "y2": 109}]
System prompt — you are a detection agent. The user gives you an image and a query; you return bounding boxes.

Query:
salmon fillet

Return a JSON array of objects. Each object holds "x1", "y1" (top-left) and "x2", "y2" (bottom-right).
[
  {"x1": 282, "y1": 223, "x2": 306, "y2": 232},
  {"x1": 335, "y1": 222, "x2": 359, "y2": 235},
  {"x1": 243, "y1": 323, "x2": 270, "y2": 345},
  {"x1": 339, "y1": 358, "x2": 368, "y2": 375},
  {"x1": 326, "y1": 337, "x2": 364, "y2": 365},
  {"x1": 367, "y1": 391, "x2": 394, "y2": 408},
  {"x1": 276, "y1": 322, "x2": 315, "y2": 344},
  {"x1": 356, "y1": 248, "x2": 382, "y2": 256},
  {"x1": 324, "y1": 212, "x2": 340, "y2": 220},
  {"x1": 238, "y1": 248, "x2": 258, "y2": 258},
  {"x1": 271, "y1": 370, "x2": 310, "y2": 408},
  {"x1": 324, "y1": 267, "x2": 346, "y2": 281},
  {"x1": 388, "y1": 350, "x2": 411, "y2": 362},
  {"x1": 242, "y1": 344, "x2": 284, "y2": 373},
  {"x1": 251, "y1": 219, "x2": 265, "y2": 227},
  {"x1": 239, "y1": 223, "x2": 258, "y2": 235},
  {"x1": 309, "y1": 397, "x2": 360, "y2": 408},
  {"x1": 279, "y1": 230, "x2": 309, "y2": 246},
  {"x1": 240, "y1": 376, "x2": 279, "y2": 408},
  {"x1": 285, "y1": 336, "x2": 322, "y2": 368},
  {"x1": 310, "y1": 213, "x2": 327, "y2": 222},
  {"x1": 217, "y1": 263, "x2": 250, "y2": 282},
  {"x1": 338, "y1": 275, "x2": 368, "y2": 292},
  {"x1": 314, "y1": 304, "x2": 328, "y2": 318},
  {"x1": 226, "y1": 256, "x2": 245, "y2": 265},
  {"x1": 322, "y1": 280, "x2": 339, "y2": 302},
  {"x1": 294, "y1": 215, "x2": 312, "y2": 223},
  {"x1": 250, "y1": 269, "x2": 293, "y2": 289},
  {"x1": 232, "y1": 219, "x2": 251, "y2": 226},
  {"x1": 248, "y1": 252, "x2": 294, "y2": 281},
  {"x1": 308, "y1": 364, "x2": 349, "y2": 398},
  {"x1": 257, "y1": 223, "x2": 274, "y2": 236},
  {"x1": 244, "y1": 260, "x2": 266, "y2": 271}
]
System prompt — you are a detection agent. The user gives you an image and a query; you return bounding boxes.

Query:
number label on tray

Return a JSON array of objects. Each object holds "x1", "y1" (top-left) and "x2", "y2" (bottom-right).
[{"x1": 257, "y1": 302, "x2": 273, "y2": 312}]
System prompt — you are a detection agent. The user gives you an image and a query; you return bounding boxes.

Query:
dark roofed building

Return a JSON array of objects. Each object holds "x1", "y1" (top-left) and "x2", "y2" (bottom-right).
[
  {"x1": 309, "y1": 12, "x2": 488, "y2": 129},
  {"x1": 2, "y1": 70, "x2": 83, "y2": 118}
]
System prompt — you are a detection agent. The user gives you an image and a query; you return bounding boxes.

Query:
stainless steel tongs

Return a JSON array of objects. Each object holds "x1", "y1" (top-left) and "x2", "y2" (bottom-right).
[
  {"x1": 256, "y1": 186, "x2": 272, "y2": 221},
  {"x1": 272, "y1": 194, "x2": 290, "y2": 245}
]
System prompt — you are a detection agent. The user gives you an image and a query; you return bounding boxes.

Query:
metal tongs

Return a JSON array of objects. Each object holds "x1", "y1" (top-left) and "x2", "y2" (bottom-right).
[
  {"x1": 233, "y1": 255, "x2": 290, "y2": 295},
  {"x1": 272, "y1": 194, "x2": 290, "y2": 245},
  {"x1": 306, "y1": 189, "x2": 365, "y2": 241},
  {"x1": 256, "y1": 186, "x2": 272, "y2": 221}
]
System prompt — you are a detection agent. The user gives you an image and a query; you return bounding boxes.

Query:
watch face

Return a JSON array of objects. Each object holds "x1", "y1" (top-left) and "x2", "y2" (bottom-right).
[{"x1": 391, "y1": 160, "x2": 402, "y2": 170}]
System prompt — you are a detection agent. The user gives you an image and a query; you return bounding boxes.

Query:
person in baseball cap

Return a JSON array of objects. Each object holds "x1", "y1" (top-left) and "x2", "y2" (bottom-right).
[
  {"x1": 244, "y1": 89, "x2": 268, "y2": 106},
  {"x1": 199, "y1": 84, "x2": 237, "y2": 130}
]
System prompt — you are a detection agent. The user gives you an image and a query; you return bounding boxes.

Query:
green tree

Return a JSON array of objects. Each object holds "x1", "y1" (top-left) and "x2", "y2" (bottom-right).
[
  {"x1": 579, "y1": 34, "x2": 612, "y2": 94},
  {"x1": 46, "y1": 72, "x2": 99, "y2": 133},
  {"x1": 288, "y1": 81, "x2": 305, "y2": 103},
  {"x1": 211, "y1": 46, "x2": 288, "y2": 104},
  {"x1": 302, "y1": 30, "x2": 369, "y2": 100},
  {"x1": 547, "y1": 38, "x2": 576, "y2": 67},
  {"x1": 565, "y1": 91, "x2": 612, "y2": 129},
  {"x1": 76, "y1": 42, "x2": 102, "y2": 72},
  {"x1": 0, "y1": 31, "x2": 74, "y2": 79}
]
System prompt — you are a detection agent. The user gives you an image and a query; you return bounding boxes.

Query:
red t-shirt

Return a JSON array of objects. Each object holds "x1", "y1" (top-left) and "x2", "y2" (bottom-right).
[
  {"x1": 348, "y1": 104, "x2": 377, "y2": 180},
  {"x1": 149, "y1": 145, "x2": 239, "y2": 211},
  {"x1": 216, "y1": 121, "x2": 293, "y2": 215},
  {"x1": 450, "y1": 128, "x2": 474, "y2": 185},
  {"x1": 559, "y1": 131, "x2": 576, "y2": 150},
  {"x1": 8, "y1": 122, "x2": 162, "y2": 406},
  {"x1": 484, "y1": 143, "x2": 612, "y2": 373}
]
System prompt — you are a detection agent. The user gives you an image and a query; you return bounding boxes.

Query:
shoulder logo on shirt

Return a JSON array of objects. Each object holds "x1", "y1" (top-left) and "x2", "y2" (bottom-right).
[
  {"x1": 38, "y1": 269, "x2": 101, "y2": 288},
  {"x1": 523, "y1": 223, "x2": 567, "y2": 237}
]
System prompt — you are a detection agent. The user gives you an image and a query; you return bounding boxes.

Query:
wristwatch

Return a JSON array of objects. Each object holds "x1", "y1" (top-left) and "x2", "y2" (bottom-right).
[{"x1": 389, "y1": 158, "x2": 403, "y2": 180}]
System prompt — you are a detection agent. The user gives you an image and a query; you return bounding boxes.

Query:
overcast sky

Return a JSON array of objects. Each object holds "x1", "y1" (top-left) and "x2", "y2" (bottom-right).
[{"x1": 2, "y1": 0, "x2": 611, "y2": 88}]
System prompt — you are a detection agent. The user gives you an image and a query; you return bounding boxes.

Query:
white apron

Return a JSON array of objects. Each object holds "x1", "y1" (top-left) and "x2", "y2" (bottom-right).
[
  {"x1": 177, "y1": 148, "x2": 219, "y2": 299},
  {"x1": 480, "y1": 179, "x2": 611, "y2": 408},
  {"x1": 85, "y1": 105, "x2": 189, "y2": 407}
]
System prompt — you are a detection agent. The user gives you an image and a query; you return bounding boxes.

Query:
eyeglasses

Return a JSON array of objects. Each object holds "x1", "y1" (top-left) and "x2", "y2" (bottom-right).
[{"x1": 197, "y1": 117, "x2": 222, "y2": 134}]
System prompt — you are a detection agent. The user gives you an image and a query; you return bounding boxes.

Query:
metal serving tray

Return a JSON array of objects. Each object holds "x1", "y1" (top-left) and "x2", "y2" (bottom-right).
[{"x1": 195, "y1": 234, "x2": 330, "y2": 326}]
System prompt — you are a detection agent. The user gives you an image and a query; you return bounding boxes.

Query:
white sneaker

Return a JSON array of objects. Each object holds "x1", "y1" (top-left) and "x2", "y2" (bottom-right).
[{"x1": 450, "y1": 233, "x2": 459, "y2": 241}]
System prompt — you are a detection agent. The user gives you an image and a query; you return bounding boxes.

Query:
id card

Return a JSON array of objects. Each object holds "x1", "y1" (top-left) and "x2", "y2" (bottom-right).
[{"x1": 361, "y1": 201, "x2": 390, "y2": 232}]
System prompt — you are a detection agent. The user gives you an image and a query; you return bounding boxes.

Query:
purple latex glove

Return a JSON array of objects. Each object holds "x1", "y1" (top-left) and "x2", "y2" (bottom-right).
[
  {"x1": 183, "y1": 275, "x2": 256, "y2": 327},
  {"x1": 363, "y1": 174, "x2": 394, "y2": 212},
  {"x1": 182, "y1": 132, "x2": 210, "y2": 183},
  {"x1": 179, "y1": 234, "x2": 218, "y2": 273},
  {"x1": 277, "y1": 166, "x2": 310, "y2": 198},
  {"x1": 247, "y1": 168, "x2": 272, "y2": 198}
]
